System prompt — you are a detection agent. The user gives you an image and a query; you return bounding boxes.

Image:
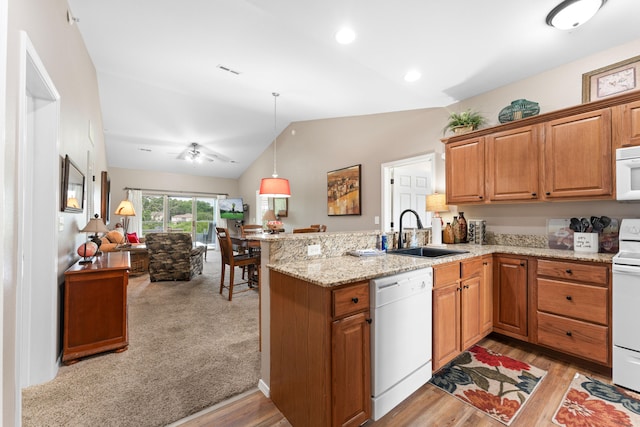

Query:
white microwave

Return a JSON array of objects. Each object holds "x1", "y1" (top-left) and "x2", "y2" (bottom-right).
[{"x1": 617, "y1": 146, "x2": 640, "y2": 201}]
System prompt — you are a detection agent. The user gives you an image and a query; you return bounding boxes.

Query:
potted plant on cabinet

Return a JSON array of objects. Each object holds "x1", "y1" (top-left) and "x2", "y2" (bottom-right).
[{"x1": 444, "y1": 109, "x2": 486, "y2": 135}]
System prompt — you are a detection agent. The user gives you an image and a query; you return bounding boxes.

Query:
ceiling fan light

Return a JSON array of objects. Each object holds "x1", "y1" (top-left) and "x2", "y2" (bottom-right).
[{"x1": 546, "y1": 0, "x2": 605, "y2": 30}]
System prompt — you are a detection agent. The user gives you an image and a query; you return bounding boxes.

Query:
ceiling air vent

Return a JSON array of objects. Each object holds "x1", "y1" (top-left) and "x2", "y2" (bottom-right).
[{"x1": 216, "y1": 64, "x2": 241, "y2": 75}]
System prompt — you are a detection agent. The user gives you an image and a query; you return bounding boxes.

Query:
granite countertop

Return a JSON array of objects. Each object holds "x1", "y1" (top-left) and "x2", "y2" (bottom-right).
[{"x1": 268, "y1": 244, "x2": 614, "y2": 287}]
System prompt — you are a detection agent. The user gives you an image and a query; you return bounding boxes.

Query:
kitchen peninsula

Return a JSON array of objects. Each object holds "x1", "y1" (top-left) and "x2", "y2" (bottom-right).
[{"x1": 254, "y1": 230, "x2": 613, "y2": 427}]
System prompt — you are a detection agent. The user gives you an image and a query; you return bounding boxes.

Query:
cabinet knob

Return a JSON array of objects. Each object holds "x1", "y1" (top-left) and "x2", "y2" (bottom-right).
[
  {"x1": 366, "y1": 318, "x2": 372, "y2": 324},
  {"x1": 463, "y1": 285, "x2": 469, "y2": 289},
  {"x1": 566, "y1": 331, "x2": 572, "y2": 337},
  {"x1": 351, "y1": 297, "x2": 359, "y2": 304},
  {"x1": 566, "y1": 295, "x2": 572, "y2": 301},
  {"x1": 566, "y1": 269, "x2": 572, "y2": 274},
  {"x1": 546, "y1": 192, "x2": 551, "y2": 196},
  {"x1": 478, "y1": 196, "x2": 483, "y2": 200},
  {"x1": 520, "y1": 262, "x2": 525, "y2": 267},
  {"x1": 532, "y1": 192, "x2": 537, "y2": 197},
  {"x1": 457, "y1": 287, "x2": 462, "y2": 292}
]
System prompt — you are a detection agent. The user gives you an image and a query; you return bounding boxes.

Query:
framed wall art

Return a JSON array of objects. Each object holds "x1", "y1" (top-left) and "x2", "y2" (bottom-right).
[
  {"x1": 269, "y1": 197, "x2": 288, "y2": 217},
  {"x1": 582, "y1": 55, "x2": 640, "y2": 103},
  {"x1": 61, "y1": 155, "x2": 85, "y2": 213},
  {"x1": 100, "y1": 171, "x2": 111, "y2": 224},
  {"x1": 327, "y1": 164, "x2": 361, "y2": 216}
]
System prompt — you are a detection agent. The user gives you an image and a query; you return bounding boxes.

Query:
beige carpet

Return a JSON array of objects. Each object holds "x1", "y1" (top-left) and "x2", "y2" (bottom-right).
[{"x1": 22, "y1": 257, "x2": 260, "y2": 427}]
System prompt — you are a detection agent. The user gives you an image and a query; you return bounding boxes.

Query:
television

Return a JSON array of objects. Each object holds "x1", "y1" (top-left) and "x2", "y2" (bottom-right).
[{"x1": 219, "y1": 198, "x2": 244, "y2": 220}]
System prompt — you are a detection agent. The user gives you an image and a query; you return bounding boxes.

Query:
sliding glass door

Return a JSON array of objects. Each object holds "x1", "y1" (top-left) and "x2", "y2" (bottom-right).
[{"x1": 140, "y1": 193, "x2": 218, "y2": 249}]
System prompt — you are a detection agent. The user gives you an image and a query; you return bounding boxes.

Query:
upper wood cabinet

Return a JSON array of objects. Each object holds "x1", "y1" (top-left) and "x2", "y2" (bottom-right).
[
  {"x1": 486, "y1": 125, "x2": 540, "y2": 201},
  {"x1": 613, "y1": 100, "x2": 640, "y2": 148},
  {"x1": 445, "y1": 137, "x2": 485, "y2": 204},
  {"x1": 543, "y1": 108, "x2": 612, "y2": 199},
  {"x1": 442, "y1": 91, "x2": 640, "y2": 205}
]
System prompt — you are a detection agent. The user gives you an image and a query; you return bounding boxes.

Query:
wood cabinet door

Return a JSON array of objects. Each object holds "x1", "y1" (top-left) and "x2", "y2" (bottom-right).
[
  {"x1": 332, "y1": 311, "x2": 371, "y2": 427},
  {"x1": 461, "y1": 275, "x2": 481, "y2": 350},
  {"x1": 493, "y1": 256, "x2": 528, "y2": 339},
  {"x1": 433, "y1": 282, "x2": 461, "y2": 370},
  {"x1": 486, "y1": 125, "x2": 540, "y2": 201},
  {"x1": 480, "y1": 255, "x2": 494, "y2": 336},
  {"x1": 543, "y1": 108, "x2": 612, "y2": 199},
  {"x1": 615, "y1": 100, "x2": 640, "y2": 148},
  {"x1": 445, "y1": 137, "x2": 485, "y2": 204}
]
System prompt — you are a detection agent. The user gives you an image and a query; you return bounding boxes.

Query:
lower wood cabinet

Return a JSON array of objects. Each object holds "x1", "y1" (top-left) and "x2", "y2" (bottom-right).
[
  {"x1": 493, "y1": 255, "x2": 529, "y2": 340},
  {"x1": 270, "y1": 271, "x2": 370, "y2": 427},
  {"x1": 63, "y1": 252, "x2": 130, "y2": 365},
  {"x1": 533, "y1": 258, "x2": 611, "y2": 366},
  {"x1": 433, "y1": 257, "x2": 490, "y2": 371}
]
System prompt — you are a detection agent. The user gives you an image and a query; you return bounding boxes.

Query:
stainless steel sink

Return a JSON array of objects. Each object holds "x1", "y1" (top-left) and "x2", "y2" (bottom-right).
[{"x1": 388, "y1": 246, "x2": 469, "y2": 258}]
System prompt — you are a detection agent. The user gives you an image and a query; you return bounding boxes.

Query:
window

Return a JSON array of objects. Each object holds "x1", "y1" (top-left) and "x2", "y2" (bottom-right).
[{"x1": 141, "y1": 193, "x2": 219, "y2": 248}]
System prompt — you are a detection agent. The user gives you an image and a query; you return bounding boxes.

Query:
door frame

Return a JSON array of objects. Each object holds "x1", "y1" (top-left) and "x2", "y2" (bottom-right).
[
  {"x1": 380, "y1": 153, "x2": 436, "y2": 233},
  {"x1": 16, "y1": 31, "x2": 61, "y2": 392}
]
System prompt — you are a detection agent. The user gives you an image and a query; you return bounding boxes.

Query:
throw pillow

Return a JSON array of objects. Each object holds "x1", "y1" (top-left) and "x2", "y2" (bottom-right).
[
  {"x1": 127, "y1": 232, "x2": 140, "y2": 243},
  {"x1": 105, "y1": 230, "x2": 125, "y2": 244}
]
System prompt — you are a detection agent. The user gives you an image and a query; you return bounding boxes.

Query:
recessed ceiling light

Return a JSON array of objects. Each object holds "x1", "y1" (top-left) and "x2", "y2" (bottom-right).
[
  {"x1": 546, "y1": 0, "x2": 606, "y2": 30},
  {"x1": 335, "y1": 27, "x2": 356, "y2": 45},
  {"x1": 404, "y1": 70, "x2": 422, "y2": 82}
]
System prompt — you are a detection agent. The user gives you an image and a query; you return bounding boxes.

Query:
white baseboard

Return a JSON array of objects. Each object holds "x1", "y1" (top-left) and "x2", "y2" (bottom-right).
[{"x1": 258, "y1": 378, "x2": 270, "y2": 398}]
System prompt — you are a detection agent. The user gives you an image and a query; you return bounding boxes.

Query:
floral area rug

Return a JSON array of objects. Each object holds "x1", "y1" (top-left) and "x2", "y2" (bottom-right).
[
  {"x1": 429, "y1": 344, "x2": 546, "y2": 425},
  {"x1": 553, "y1": 373, "x2": 640, "y2": 427}
]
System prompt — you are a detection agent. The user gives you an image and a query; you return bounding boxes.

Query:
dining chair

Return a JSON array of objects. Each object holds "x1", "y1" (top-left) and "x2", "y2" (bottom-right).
[
  {"x1": 293, "y1": 227, "x2": 319, "y2": 233},
  {"x1": 215, "y1": 227, "x2": 260, "y2": 301}
]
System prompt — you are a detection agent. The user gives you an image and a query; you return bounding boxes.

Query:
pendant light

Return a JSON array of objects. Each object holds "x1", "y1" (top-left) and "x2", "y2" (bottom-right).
[{"x1": 259, "y1": 92, "x2": 291, "y2": 197}]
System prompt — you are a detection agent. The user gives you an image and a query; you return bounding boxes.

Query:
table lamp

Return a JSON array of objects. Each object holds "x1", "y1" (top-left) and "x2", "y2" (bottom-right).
[
  {"x1": 263, "y1": 209, "x2": 282, "y2": 234},
  {"x1": 426, "y1": 193, "x2": 448, "y2": 246},
  {"x1": 80, "y1": 214, "x2": 110, "y2": 255},
  {"x1": 115, "y1": 198, "x2": 136, "y2": 245}
]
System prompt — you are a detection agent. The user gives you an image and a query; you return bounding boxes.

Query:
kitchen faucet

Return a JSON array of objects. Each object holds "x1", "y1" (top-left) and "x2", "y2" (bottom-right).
[{"x1": 398, "y1": 209, "x2": 424, "y2": 249}]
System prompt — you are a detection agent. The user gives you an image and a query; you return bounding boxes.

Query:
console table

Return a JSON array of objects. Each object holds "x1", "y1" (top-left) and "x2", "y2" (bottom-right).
[{"x1": 62, "y1": 251, "x2": 130, "y2": 365}]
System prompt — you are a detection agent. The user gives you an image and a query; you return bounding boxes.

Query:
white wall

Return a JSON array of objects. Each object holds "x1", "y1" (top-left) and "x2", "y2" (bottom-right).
[
  {"x1": 239, "y1": 38, "x2": 640, "y2": 235},
  {"x1": 3, "y1": 0, "x2": 107, "y2": 424},
  {"x1": 239, "y1": 108, "x2": 449, "y2": 232}
]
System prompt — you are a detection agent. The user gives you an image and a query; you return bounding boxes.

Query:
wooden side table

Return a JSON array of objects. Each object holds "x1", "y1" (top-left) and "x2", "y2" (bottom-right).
[{"x1": 62, "y1": 252, "x2": 130, "y2": 365}]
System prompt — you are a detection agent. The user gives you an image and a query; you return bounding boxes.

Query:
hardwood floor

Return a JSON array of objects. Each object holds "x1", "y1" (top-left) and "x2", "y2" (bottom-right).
[{"x1": 177, "y1": 334, "x2": 612, "y2": 427}]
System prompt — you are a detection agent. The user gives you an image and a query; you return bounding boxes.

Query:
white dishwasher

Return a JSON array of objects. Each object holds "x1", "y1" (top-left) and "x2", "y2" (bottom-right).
[{"x1": 370, "y1": 267, "x2": 433, "y2": 421}]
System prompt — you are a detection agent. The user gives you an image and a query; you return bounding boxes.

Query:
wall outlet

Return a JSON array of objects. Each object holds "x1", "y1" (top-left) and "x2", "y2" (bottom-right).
[
  {"x1": 307, "y1": 244, "x2": 321, "y2": 256},
  {"x1": 374, "y1": 216, "x2": 380, "y2": 225}
]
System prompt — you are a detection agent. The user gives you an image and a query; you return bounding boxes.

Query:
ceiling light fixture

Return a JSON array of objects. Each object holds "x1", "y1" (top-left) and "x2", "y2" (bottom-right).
[
  {"x1": 546, "y1": 0, "x2": 606, "y2": 30},
  {"x1": 335, "y1": 27, "x2": 356, "y2": 45},
  {"x1": 185, "y1": 142, "x2": 202, "y2": 163},
  {"x1": 259, "y1": 93, "x2": 291, "y2": 198},
  {"x1": 404, "y1": 69, "x2": 422, "y2": 82}
]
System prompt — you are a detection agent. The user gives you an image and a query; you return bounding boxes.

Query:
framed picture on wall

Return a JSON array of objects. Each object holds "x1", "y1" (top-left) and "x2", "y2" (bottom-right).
[
  {"x1": 582, "y1": 55, "x2": 640, "y2": 102},
  {"x1": 61, "y1": 155, "x2": 85, "y2": 213},
  {"x1": 100, "y1": 171, "x2": 111, "y2": 224},
  {"x1": 270, "y1": 198, "x2": 288, "y2": 217},
  {"x1": 327, "y1": 164, "x2": 361, "y2": 216}
]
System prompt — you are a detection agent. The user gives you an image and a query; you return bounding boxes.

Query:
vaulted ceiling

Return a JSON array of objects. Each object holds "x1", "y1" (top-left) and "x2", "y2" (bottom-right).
[{"x1": 67, "y1": 0, "x2": 640, "y2": 178}]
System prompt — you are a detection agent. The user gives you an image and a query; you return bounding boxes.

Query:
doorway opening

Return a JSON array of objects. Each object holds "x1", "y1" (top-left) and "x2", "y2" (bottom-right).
[{"x1": 381, "y1": 153, "x2": 442, "y2": 233}]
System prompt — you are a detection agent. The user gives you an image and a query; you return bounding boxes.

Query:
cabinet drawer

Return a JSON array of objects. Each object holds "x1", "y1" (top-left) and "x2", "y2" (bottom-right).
[
  {"x1": 537, "y1": 259, "x2": 608, "y2": 286},
  {"x1": 537, "y1": 312, "x2": 609, "y2": 364},
  {"x1": 461, "y1": 257, "x2": 482, "y2": 279},
  {"x1": 537, "y1": 279, "x2": 608, "y2": 325},
  {"x1": 333, "y1": 282, "x2": 369, "y2": 319},
  {"x1": 434, "y1": 262, "x2": 460, "y2": 288}
]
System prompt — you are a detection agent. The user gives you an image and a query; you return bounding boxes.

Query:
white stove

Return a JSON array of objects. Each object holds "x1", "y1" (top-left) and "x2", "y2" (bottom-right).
[{"x1": 612, "y1": 219, "x2": 640, "y2": 393}]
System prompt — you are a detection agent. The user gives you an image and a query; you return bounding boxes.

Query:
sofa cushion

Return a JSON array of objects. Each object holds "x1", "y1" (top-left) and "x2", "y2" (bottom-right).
[{"x1": 105, "y1": 230, "x2": 125, "y2": 244}]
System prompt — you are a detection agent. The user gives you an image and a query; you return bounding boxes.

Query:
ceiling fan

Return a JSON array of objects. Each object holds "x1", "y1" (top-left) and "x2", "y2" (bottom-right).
[{"x1": 176, "y1": 142, "x2": 233, "y2": 164}]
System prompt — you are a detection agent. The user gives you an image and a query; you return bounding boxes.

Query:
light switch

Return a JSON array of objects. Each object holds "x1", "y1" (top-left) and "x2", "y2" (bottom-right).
[
  {"x1": 374, "y1": 216, "x2": 380, "y2": 225},
  {"x1": 59, "y1": 216, "x2": 64, "y2": 231}
]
